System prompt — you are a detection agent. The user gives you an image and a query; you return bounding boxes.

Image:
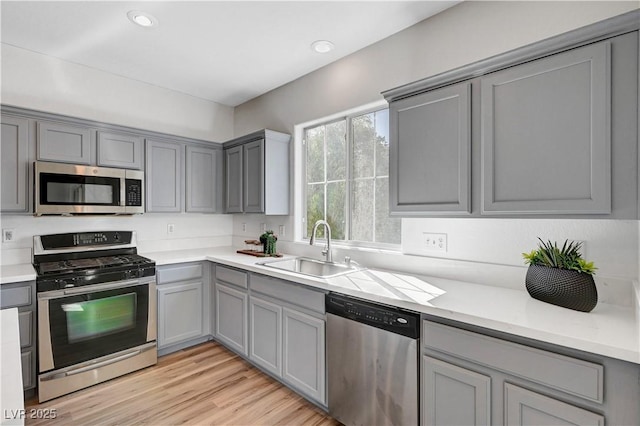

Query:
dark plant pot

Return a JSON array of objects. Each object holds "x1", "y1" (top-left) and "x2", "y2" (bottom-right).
[{"x1": 525, "y1": 265, "x2": 598, "y2": 312}]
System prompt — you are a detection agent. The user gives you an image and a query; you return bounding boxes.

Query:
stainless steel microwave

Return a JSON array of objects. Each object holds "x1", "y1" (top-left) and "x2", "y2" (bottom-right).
[{"x1": 34, "y1": 161, "x2": 144, "y2": 215}]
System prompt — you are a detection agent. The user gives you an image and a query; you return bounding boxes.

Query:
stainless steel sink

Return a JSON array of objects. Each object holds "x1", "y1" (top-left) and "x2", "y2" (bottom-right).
[{"x1": 259, "y1": 257, "x2": 364, "y2": 278}]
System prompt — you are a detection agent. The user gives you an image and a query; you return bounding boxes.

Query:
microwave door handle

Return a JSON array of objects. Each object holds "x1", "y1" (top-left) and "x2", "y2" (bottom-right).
[{"x1": 121, "y1": 177, "x2": 126, "y2": 206}]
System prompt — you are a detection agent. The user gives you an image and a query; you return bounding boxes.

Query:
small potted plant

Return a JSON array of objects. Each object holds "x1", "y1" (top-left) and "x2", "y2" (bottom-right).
[
  {"x1": 259, "y1": 230, "x2": 277, "y2": 256},
  {"x1": 522, "y1": 239, "x2": 598, "y2": 312}
]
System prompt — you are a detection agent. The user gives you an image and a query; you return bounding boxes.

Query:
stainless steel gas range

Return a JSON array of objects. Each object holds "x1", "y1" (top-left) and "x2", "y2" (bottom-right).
[{"x1": 32, "y1": 231, "x2": 157, "y2": 402}]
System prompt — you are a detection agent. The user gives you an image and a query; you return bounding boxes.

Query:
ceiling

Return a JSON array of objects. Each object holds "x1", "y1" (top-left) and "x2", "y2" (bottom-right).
[{"x1": 1, "y1": 1, "x2": 459, "y2": 107}]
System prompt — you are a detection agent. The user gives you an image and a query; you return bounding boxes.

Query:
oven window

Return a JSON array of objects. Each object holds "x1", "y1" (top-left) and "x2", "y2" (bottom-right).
[
  {"x1": 63, "y1": 293, "x2": 136, "y2": 343},
  {"x1": 47, "y1": 284, "x2": 150, "y2": 371},
  {"x1": 40, "y1": 173, "x2": 120, "y2": 205}
]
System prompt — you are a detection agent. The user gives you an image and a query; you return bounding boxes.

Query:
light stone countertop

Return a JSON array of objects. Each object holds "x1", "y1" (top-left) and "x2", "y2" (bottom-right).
[
  {"x1": 145, "y1": 246, "x2": 640, "y2": 365},
  {"x1": 1, "y1": 247, "x2": 637, "y2": 364}
]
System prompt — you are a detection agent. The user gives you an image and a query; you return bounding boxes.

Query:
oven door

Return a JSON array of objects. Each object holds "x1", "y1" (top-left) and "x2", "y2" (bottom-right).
[
  {"x1": 38, "y1": 278, "x2": 156, "y2": 373},
  {"x1": 35, "y1": 161, "x2": 127, "y2": 215}
]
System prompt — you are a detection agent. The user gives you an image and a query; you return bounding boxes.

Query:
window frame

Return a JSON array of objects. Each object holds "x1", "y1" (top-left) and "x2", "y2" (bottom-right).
[{"x1": 298, "y1": 103, "x2": 401, "y2": 251}]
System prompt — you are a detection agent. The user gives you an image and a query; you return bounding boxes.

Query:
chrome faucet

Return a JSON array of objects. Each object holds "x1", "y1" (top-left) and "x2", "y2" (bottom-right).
[{"x1": 310, "y1": 219, "x2": 332, "y2": 262}]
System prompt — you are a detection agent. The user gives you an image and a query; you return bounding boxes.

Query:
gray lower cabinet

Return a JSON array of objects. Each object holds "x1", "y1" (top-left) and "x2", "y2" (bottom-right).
[
  {"x1": 249, "y1": 273, "x2": 326, "y2": 405},
  {"x1": 282, "y1": 307, "x2": 325, "y2": 405},
  {"x1": 146, "y1": 139, "x2": 182, "y2": 212},
  {"x1": 249, "y1": 295, "x2": 282, "y2": 376},
  {"x1": 422, "y1": 356, "x2": 490, "y2": 426},
  {"x1": 156, "y1": 263, "x2": 209, "y2": 352},
  {"x1": 1, "y1": 115, "x2": 30, "y2": 212},
  {"x1": 481, "y1": 41, "x2": 611, "y2": 215},
  {"x1": 214, "y1": 266, "x2": 249, "y2": 356},
  {"x1": 422, "y1": 320, "x2": 640, "y2": 426},
  {"x1": 504, "y1": 383, "x2": 604, "y2": 426},
  {"x1": 0, "y1": 281, "x2": 36, "y2": 391},
  {"x1": 389, "y1": 81, "x2": 471, "y2": 214},
  {"x1": 223, "y1": 129, "x2": 290, "y2": 215},
  {"x1": 37, "y1": 121, "x2": 92, "y2": 165},
  {"x1": 97, "y1": 131, "x2": 143, "y2": 170}
]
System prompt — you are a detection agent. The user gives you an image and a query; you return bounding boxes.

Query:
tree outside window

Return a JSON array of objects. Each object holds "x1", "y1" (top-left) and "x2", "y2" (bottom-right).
[{"x1": 304, "y1": 108, "x2": 400, "y2": 245}]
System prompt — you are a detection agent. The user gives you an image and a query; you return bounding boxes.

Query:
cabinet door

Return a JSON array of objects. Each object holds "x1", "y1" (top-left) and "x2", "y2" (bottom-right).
[
  {"x1": 225, "y1": 146, "x2": 243, "y2": 213},
  {"x1": 215, "y1": 282, "x2": 248, "y2": 355},
  {"x1": 97, "y1": 131, "x2": 143, "y2": 169},
  {"x1": 282, "y1": 308, "x2": 325, "y2": 404},
  {"x1": 186, "y1": 145, "x2": 217, "y2": 213},
  {"x1": 481, "y1": 41, "x2": 611, "y2": 215},
  {"x1": 145, "y1": 139, "x2": 182, "y2": 212},
  {"x1": 389, "y1": 82, "x2": 471, "y2": 214},
  {"x1": 1, "y1": 115, "x2": 29, "y2": 212},
  {"x1": 422, "y1": 356, "x2": 491, "y2": 426},
  {"x1": 21, "y1": 350, "x2": 34, "y2": 390},
  {"x1": 243, "y1": 139, "x2": 265, "y2": 213},
  {"x1": 37, "y1": 121, "x2": 92, "y2": 164},
  {"x1": 504, "y1": 383, "x2": 604, "y2": 426},
  {"x1": 157, "y1": 281, "x2": 204, "y2": 348},
  {"x1": 249, "y1": 296, "x2": 282, "y2": 377}
]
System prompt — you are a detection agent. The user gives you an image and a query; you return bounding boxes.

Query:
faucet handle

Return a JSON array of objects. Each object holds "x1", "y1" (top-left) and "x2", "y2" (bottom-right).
[{"x1": 344, "y1": 256, "x2": 351, "y2": 265}]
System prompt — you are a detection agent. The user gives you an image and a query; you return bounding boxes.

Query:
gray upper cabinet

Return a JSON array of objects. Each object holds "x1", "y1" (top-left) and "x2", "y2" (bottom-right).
[
  {"x1": 383, "y1": 24, "x2": 638, "y2": 219},
  {"x1": 186, "y1": 145, "x2": 218, "y2": 213},
  {"x1": 97, "y1": 131, "x2": 143, "y2": 170},
  {"x1": 146, "y1": 139, "x2": 182, "y2": 212},
  {"x1": 481, "y1": 41, "x2": 611, "y2": 215},
  {"x1": 37, "y1": 121, "x2": 92, "y2": 165},
  {"x1": 224, "y1": 145, "x2": 243, "y2": 213},
  {"x1": 389, "y1": 82, "x2": 471, "y2": 214},
  {"x1": 243, "y1": 139, "x2": 265, "y2": 213},
  {"x1": 224, "y1": 129, "x2": 290, "y2": 215},
  {"x1": 1, "y1": 115, "x2": 30, "y2": 212}
]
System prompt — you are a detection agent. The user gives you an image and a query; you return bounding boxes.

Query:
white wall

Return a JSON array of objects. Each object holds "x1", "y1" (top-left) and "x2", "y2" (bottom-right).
[
  {"x1": 0, "y1": 214, "x2": 233, "y2": 265},
  {"x1": 1, "y1": 44, "x2": 234, "y2": 142},
  {"x1": 232, "y1": 1, "x2": 640, "y2": 294}
]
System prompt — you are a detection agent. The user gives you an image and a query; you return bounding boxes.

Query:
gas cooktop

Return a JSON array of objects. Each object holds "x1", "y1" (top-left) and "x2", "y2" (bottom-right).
[{"x1": 33, "y1": 231, "x2": 155, "y2": 292}]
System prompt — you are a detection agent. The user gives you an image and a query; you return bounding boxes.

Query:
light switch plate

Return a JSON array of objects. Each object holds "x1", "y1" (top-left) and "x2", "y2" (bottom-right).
[{"x1": 424, "y1": 232, "x2": 447, "y2": 252}]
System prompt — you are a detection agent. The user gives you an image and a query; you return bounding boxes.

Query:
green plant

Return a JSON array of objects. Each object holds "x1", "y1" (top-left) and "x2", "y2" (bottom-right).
[
  {"x1": 260, "y1": 230, "x2": 277, "y2": 255},
  {"x1": 522, "y1": 238, "x2": 597, "y2": 275}
]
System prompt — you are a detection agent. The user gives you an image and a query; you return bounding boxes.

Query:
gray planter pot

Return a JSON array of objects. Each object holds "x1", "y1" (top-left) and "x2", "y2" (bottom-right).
[{"x1": 525, "y1": 265, "x2": 598, "y2": 312}]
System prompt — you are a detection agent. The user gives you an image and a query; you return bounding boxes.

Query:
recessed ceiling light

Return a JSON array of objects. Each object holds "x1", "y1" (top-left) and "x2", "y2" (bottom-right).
[
  {"x1": 127, "y1": 10, "x2": 158, "y2": 28},
  {"x1": 311, "y1": 40, "x2": 334, "y2": 54}
]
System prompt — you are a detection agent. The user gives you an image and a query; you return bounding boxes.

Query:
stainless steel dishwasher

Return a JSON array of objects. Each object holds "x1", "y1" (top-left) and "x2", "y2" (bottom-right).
[{"x1": 326, "y1": 293, "x2": 420, "y2": 426}]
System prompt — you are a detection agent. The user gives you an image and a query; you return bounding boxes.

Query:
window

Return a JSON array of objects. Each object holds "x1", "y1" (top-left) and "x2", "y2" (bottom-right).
[{"x1": 303, "y1": 108, "x2": 401, "y2": 246}]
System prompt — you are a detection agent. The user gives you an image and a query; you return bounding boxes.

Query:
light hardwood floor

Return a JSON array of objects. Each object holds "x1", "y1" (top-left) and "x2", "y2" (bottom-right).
[{"x1": 25, "y1": 341, "x2": 341, "y2": 426}]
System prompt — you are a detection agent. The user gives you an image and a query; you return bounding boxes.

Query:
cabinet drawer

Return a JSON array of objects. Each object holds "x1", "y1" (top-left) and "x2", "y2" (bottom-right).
[
  {"x1": 0, "y1": 285, "x2": 31, "y2": 308},
  {"x1": 251, "y1": 274, "x2": 324, "y2": 314},
  {"x1": 423, "y1": 321, "x2": 603, "y2": 403},
  {"x1": 157, "y1": 263, "x2": 203, "y2": 284},
  {"x1": 216, "y1": 265, "x2": 248, "y2": 289}
]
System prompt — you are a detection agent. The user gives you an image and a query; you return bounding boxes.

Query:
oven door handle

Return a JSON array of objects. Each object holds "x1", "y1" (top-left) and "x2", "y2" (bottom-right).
[
  {"x1": 41, "y1": 349, "x2": 142, "y2": 381},
  {"x1": 62, "y1": 279, "x2": 145, "y2": 295},
  {"x1": 66, "y1": 350, "x2": 141, "y2": 376}
]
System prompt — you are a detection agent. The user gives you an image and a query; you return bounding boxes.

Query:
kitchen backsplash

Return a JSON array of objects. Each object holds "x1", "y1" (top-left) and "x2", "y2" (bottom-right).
[{"x1": 0, "y1": 213, "x2": 233, "y2": 264}]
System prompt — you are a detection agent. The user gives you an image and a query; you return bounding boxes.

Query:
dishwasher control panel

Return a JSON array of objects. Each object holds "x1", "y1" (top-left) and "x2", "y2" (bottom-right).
[{"x1": 326, "y1": 293, "x2": 419, "y2": 338}]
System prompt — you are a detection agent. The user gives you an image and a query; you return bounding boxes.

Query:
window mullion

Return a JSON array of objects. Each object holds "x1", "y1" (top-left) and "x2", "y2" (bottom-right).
[{"x1": 345, "y1": 117, "x2": 351, "y2": 243}]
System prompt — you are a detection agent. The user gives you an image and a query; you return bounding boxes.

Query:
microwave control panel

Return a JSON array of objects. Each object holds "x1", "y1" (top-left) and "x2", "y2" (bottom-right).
[{"x1": 125, "y1": 179, "x2": 143, "y2": 207}]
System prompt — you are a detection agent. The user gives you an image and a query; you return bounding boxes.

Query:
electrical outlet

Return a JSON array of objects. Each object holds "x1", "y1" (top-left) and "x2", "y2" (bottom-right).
[
  {"x1": 261, "y1": 223, "x2": 267, "y2": 232},
  {"x1": 424, "y1": 232, "x2": 447, "y2": 252},
  {"x1": 279, "y1": 225, "x2": 285, "y2": 236},
  {"x1": 167, "y1": 224, "x2": 175, "y2": 234},
  {"x1": 2, "y1": 229, "x2": 15, "y2": 243},
  {"x1": 242, "y1": 223, "x2": 247, "y2": 232}
]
